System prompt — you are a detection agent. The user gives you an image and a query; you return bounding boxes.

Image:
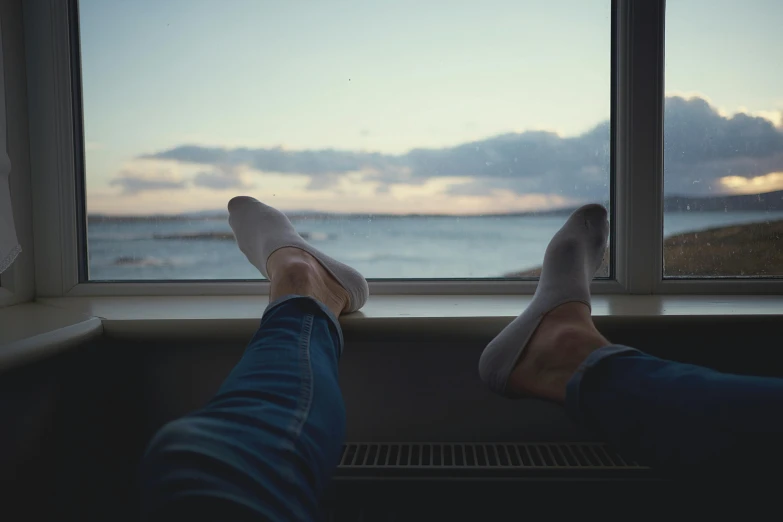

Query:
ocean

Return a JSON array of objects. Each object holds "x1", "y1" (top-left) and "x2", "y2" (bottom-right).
[{"x1": 86, "y1": 211, "x2": 783, "y2": 281}]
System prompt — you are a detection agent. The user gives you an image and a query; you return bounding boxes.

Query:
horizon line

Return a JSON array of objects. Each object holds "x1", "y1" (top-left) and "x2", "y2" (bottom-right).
[
  {"x1": 84, "y1": 189, "x2": 783, "y2": 219},
  {"x1": 86, "y1": 206, "x2": 583, "y2": 220}
]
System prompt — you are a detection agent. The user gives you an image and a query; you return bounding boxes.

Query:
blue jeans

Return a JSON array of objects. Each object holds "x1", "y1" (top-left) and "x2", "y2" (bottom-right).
[
  {"x1": 141, "y1": 296, "x2": 345, "y2": 521},
  {"x1": 141, "y1": 299, "x2": 783, "y2": 520},
  {"x1": 567, "y1": 345, "x2": 783, "y2": 476}
]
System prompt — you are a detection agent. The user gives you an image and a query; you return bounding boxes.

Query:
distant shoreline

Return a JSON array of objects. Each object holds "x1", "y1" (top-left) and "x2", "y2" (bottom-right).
[
  {"x1": 85, "y1": 207, "x2": 782, "y2": 223},
  {"x1": 506, "y1": 219, "x2": 783, "y2": 278},
  {"x1": 85, "y1": 189, "x2": 783, "y2": 222},
  {"x1": 86, "y1": 207, "x2": 582, "y2": 222}
]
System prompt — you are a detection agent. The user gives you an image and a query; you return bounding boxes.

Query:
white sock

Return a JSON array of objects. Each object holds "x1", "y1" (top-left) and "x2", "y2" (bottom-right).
[
  {"x1": 228, "y1": 196, "x2": 369, "y2": 313},
  {"x1": 479, "y1": 204, "x2": 609, "y2": 397}
]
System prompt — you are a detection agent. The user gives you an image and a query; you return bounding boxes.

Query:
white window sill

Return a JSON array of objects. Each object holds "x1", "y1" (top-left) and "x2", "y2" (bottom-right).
[
  {"x1": 38, "y1": 293, "x2": 783, "y2": 338},
  {"x1": 4, "y1": 294, "x2": 783, "y2": 373},
  {"x1": 0, "y1": 302, "x2": 102, "y2": 372}
]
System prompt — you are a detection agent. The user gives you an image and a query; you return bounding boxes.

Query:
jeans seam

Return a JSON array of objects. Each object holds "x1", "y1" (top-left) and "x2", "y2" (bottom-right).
[
  {"x1": 290, "y1": 313, "x2": 315, "y2": 439},
  {"x1": 275, "y1": 313, "x2": 315, "y2": 521}
]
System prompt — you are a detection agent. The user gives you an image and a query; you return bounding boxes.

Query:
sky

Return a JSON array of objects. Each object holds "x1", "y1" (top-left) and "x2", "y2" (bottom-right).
[{"x1": 79, "y1": 0, "x2": 783, "y2": 215}]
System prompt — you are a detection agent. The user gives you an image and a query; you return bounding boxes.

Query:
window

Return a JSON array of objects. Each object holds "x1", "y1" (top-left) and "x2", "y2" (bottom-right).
[
  {"x1": 78, "y1": 0, "x2": 612, "y2": 281},
  {"x1": 26, "y1": 0, "x2": 778, "y2": 296},
  {"x1": 663, "y1": 0, "x2": 783, "y2": 278}
]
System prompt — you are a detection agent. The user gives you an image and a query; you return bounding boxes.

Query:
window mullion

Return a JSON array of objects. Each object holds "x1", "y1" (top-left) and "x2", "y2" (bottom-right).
[{"x1": 614, "y1": 0, "x2": 665, "y2": 294}]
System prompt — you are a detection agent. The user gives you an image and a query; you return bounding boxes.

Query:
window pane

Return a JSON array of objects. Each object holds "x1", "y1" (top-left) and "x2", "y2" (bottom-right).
[
  {"x1": 80, "y1": 0, "x2": 611, "y2": 280},
  {"x1": 664, "y1": 0, "x2": 783, "y2": 278}
]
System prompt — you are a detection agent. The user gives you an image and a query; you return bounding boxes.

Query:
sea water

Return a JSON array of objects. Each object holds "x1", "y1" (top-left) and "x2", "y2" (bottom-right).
[{"x1": 86, "y1": 211, "x2": 783, "y2": 280}]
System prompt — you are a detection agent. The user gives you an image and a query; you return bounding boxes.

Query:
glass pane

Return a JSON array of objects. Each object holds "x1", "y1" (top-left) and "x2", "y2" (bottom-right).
[
  {"x1": 664, "y1": 0, "x2": 783, "y2": 278},
  {"x1": 80, "y1": 0, "x2": 611, "y2": 280}
]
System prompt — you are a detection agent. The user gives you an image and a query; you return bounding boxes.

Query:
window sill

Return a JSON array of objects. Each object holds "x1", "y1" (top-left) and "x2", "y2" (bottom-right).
[
  {"x1": 36, "y1": 293, "x2": 783, "y2": 340},
  {"x1": 0, "y1": 302, "x2": 102, "y2": 372},
  {"x1": 4, "y1": 294, "x2": 783, "y2": 371}
]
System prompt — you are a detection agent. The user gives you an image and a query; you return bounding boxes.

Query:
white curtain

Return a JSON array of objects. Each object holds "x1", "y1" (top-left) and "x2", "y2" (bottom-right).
[{"x1": 0, "y1": 19, "x2": 20, "y2": 275}]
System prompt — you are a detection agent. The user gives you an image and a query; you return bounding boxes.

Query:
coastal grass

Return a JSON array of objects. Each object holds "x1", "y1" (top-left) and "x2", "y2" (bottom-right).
[{"x1": 507, "y1": 219, "x2": 783, "y2": 278}]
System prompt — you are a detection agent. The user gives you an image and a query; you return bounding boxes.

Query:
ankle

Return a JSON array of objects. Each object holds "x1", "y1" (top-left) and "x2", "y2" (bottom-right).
[
  {"x1": 510, "y1": 304, "x2": 608, "y2": 402},
  {"x1": 546, "y1": 322, "x2": 607, "y2": 369},
  {"x1": 270, "y1": 257, "x2": 320, "y2": 294},
  {"x1": 268, "y1": 248, "x2": 349, "y2": 316}
]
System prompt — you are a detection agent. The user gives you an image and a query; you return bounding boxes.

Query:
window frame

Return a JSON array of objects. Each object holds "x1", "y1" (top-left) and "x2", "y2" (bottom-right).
[{"x1": 24, "y1": 0, "x2": 783, "y2": 298}]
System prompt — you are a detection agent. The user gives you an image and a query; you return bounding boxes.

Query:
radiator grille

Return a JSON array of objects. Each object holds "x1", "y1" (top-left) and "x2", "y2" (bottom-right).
[{"x1": 338, "y1": 442, "x2": 646, "y2": 470}]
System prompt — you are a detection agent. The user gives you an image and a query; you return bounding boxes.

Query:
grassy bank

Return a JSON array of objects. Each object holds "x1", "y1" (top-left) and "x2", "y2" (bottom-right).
[{"x1": 506, "y1": 219, "x2": 783, "y2": 278}]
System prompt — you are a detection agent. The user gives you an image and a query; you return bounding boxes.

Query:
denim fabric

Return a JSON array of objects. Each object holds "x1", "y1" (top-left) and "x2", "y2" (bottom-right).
[
  {"x1": 140, "y1": 295, "x2": 345, "y2": 521},
  {"x1": 566, "y1": 345, "x2": 783, "y2": 476}
]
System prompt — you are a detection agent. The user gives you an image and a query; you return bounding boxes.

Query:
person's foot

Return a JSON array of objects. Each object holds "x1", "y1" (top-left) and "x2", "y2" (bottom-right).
[
  {"x1": 266, "y1": 247, "x2": 351, "y2": 318},
  {"x1": 228, "y1": 196, "x2": 369, "y2": 315},
  {"x1": 479, "y1": 203, "x2": 610, "y2": 400},
  {"x1": 507, "y1": 302, "x2": 608, "y2": 402}
]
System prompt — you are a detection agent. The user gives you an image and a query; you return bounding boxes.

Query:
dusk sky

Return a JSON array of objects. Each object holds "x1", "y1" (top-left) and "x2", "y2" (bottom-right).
[{"x1": 79, "y1": 0, "x2": 783, "y2": 215}]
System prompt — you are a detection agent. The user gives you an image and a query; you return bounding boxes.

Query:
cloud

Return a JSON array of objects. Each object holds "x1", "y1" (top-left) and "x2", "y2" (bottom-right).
[
  {"x1": 720, "y1": 171, "x2": 783, "y2": 194},
  {"x1": 110, "y1": 170, "x2": 187, "y2": 194},
  {"x1": 141, "y1": 127, "x2": 610, "y2": 201},
  {"x1": 129, "y1": 95, "x2": 783, "y2": 201},
  {"x1": 754, "y1": 110, "x2": 783, "y2": 129},
  {"x1": 192, "y1": 165, "x2": 252, "y2": 190},
  {"x1": 145, "y1": 146, "x2": 401, "y2": 177},
  {"x1": 663, "y1": 96, "x2": 783, "y2": 194},
  {"x1": 664, "y1": 96, "x2": 783, "y2": 163}
]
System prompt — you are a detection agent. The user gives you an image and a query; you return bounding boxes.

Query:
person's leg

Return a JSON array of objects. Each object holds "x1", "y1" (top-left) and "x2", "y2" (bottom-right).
[
  {"x1": 141, "y1": 197, "x2": 369, "y2": 520},
  {"x1": 480, "y1": 203, "x2": 783, "y2": 475},
  {"x1": 141, "y1": 295, "x2": 344, "y2": 520},
  {"x1": 566, "y1": 344, "x2": 783, "y2": 474}
]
